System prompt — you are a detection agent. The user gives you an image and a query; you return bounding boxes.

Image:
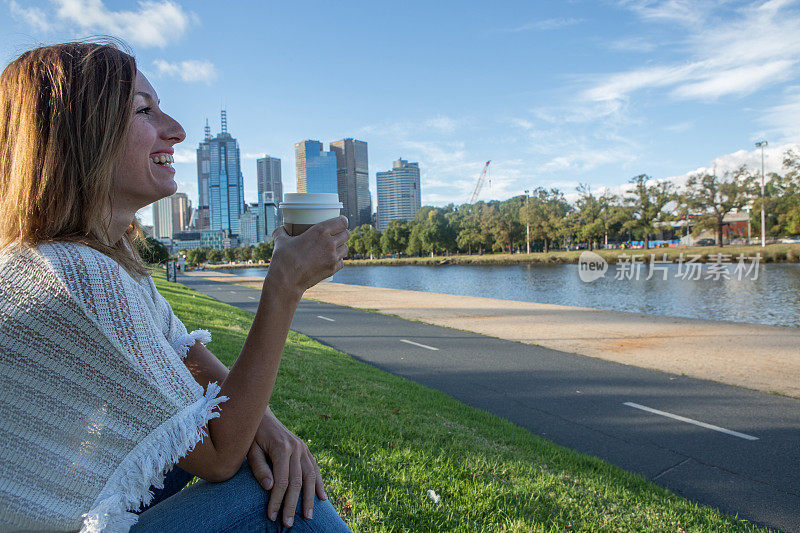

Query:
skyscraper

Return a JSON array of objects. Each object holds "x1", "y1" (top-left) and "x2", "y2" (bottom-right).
[
  {"x1": 294, "y1": 140, "x2": 337, "y2": 194},
  {"x1": 152, "y1": 196, "x2": 173, "y2": 239},
  {"x1": 172, "y1": 192, "x2": 192, "y2": 233},
  {"x1": 376, "y1": 158, "x2": 422, "y2": 232},
  {"x1": 152, "y1": 192, "x2": 192, "y2": 239},
  {"x1": 330, "y1": 138, "x2": 371, "y2": 229},
  {"x1": 257, "y1": 156, "x2": 283, "y2": 225},
  {"x1": 206, "y1": 110, "x2": 245, "y2": 235},
  {"x1": 195, "y1": 120, "x2": 212, "y2": 230}
]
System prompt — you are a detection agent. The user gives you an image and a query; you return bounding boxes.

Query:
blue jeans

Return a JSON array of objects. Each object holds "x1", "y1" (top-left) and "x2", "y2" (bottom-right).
[{"x1": 130, "y1": 462, "x2": 352, "y2": 532}]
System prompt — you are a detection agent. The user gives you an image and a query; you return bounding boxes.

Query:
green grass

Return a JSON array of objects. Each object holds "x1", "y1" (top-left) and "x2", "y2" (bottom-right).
[{"x1": 153, "y1": 268, "x2": 768, "y2": 532}]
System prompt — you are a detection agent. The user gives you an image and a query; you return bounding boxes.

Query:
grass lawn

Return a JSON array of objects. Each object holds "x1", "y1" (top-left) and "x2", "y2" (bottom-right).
[{"x1": 153, "y1": 269, "x2": 767, "y2": 532}]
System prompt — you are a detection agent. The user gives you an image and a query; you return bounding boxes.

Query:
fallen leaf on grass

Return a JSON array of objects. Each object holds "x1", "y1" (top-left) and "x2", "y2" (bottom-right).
[
  {"x1": 426, "y1": 489, "x2": 441, "y2": 504},
  {"x1": 317, "y1": 413, "x2": 332, "y2": 419},
  {"x1": 392, "y1": 408, "x2": 400, "y2": 415}
]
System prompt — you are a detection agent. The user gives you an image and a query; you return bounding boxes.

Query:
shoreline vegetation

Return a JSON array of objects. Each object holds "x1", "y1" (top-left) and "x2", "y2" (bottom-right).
[
  {"x1": 201, "y1": 243, "x2": 800, "y2": 270},
  {"x1": 154, "y1": 269, "x2": 765, "y2": 531}
]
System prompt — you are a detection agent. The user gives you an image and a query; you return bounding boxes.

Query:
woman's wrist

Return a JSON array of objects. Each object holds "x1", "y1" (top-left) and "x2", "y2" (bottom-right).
[{"x1": 261, "y1": 271, "x2": 303, "y2": 306}]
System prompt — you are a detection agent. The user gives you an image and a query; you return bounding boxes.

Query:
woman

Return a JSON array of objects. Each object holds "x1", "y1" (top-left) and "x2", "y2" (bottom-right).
[{"x1": 0, "y1": 41, "x2": 351, "y2": 532}]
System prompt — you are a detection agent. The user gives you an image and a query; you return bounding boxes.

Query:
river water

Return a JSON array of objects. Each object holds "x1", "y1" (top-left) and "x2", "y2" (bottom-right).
[{"x1": 220, "y1": 262, "x2": 800, "y2": 328}]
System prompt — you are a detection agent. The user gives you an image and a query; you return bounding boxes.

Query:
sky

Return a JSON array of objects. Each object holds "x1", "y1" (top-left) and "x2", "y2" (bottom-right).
[{"x1": 2, "y1": 0, "x2": 800, "y2": 227}]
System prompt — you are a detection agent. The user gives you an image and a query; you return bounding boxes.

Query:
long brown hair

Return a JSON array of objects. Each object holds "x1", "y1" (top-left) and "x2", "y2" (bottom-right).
[{"x1": 0, "y1": 39, "x2": 149, "y2": 276}]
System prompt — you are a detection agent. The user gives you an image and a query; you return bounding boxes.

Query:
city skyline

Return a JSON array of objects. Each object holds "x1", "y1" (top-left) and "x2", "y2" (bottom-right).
[{"x1": 3, "y1": 0, "x2": 800, "y2": 230}]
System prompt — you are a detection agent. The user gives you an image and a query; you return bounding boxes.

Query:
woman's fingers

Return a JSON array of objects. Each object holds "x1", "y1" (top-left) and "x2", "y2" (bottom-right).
[
  {"x1": 314, "y1": 460, "x2": 327, "y2": 501},
  {"x1": 282, "y1": 453, "x2": 304, "y2": 527},
  {"x1": 301, "y1": 456, "x2": 318, "y2": 519},
  {"x1": 247, "y1": 441, "x2": 273, "y2": 490},
  {"x1": 266, "y1": 449, "x2": 290, "y2": 522}
]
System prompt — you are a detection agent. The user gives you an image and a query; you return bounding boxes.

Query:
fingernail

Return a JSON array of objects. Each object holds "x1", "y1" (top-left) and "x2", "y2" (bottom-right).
[
  {"x1": 262, "y1": 478, "x2": 273, "y2": 489},
  {"x1": 305, "y1": 510, "x2": 313, "y2": 520},
  {"x1": 269, "y1": 512, "x2": 277, "y2": 521},
  {"x1": 286, "y1": 517, "x2": 294, "y2": 527}
]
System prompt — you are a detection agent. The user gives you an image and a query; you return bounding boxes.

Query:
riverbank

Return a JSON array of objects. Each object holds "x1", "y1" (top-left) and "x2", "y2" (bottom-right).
[
  {"x1": 198, "y1": 243, "x2": 800, "y2": 270},
  {"x1": 343, "y1": 243, "x2": 800, "y2": 266},
  {"x1": 185, "y1": 270, "x2": 800, "y2": 398}
]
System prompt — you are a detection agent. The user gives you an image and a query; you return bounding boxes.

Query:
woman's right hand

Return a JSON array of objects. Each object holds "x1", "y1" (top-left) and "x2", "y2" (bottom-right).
[{"x1": 263, "y1": 216, "x2": 350, "y2": 299}]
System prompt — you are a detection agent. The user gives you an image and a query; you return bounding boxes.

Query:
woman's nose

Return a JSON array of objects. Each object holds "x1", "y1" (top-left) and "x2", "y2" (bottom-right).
[{"x1": 163, "y1": 114, "x2": 186, "y2": 144}]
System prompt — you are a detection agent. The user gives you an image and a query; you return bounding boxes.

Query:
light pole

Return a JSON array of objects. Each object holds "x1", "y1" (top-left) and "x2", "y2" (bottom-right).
[
  {"x1": 755, "y1": 140, "x2": 768, "y2": 247},
  {"x1": 524, "y1": 189, "x2": 530, "y2": 254}
]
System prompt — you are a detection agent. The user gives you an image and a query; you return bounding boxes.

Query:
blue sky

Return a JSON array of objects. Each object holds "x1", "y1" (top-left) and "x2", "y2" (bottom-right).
[{"x1": 2, "y1": 0, "x2": 799, "y2": 226}]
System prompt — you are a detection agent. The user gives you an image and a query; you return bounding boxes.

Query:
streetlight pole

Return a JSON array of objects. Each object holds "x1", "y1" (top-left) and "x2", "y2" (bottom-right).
[
  {"x1": 524, "y1": 189, "x2": 530, "y2": 254},
  {"x1": 755, "y1": 140, "x2": 768, "y2": 247}
]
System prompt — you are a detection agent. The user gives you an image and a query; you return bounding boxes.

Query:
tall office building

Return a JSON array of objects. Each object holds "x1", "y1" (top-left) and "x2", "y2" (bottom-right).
[
  {"x1": 195, "y1": 120, "x2": 212, "y2": 230},
  {"x1": 172, "y1": 192, "x2": 192, "y2": 233},
  {"x1": 261, "y1": 192, "x2": 279, "y2": 241},
  {"x1": 152, "y1": 193, "x2": 193, "y2": 239},
  {"x1": 152, "y1": 196, "x2": 173, "y2": 239},
  {"x1": 376, "y1": 158, "x2": 422, "y2": 232},
  {"x1": 257, "y1": 156, "x2": 283, "y2": 225},
  {"x1": 330, "y1": 138, "x2": 371, "y2": 229},
  {"x1": 205, "y1": 110, "x2": 245, "y2": 236},
  {"x1": 294, "y1": 140, "x2": 337, "y2": 194}
]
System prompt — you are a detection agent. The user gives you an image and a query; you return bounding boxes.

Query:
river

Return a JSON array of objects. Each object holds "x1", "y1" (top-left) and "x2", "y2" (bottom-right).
[{"x1": 219, "y1": 263, "x2": 800, "y2": 328}]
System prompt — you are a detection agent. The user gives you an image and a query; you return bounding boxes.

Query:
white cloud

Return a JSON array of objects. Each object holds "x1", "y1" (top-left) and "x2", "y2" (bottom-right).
[
  {"x1": 498, "y1": 17, "x2": 584, "y2": 32},
  {"x1": 422, "y1": 116, "x2": 458, "y2": 134},
  {"x1": 587, "y1": 0, "x2": 800, "y2": 103},
  {"x1": 153, "y1": 59, "x2": 216, "y2": 83},
  {"x1": 172, "y1": 148, "x2": 195, "y2": 164},
  {"x1": 7, "y1": 0, "x2": 52, "y2": 32},
  {"x1": 10, "y1": 0, "x2": 197, "y2": 48}
]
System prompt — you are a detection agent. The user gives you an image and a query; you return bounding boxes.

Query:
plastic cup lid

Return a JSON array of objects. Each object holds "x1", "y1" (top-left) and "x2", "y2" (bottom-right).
[{"x1": 279, "y1": 192, "x2": 342, "y2": 209}]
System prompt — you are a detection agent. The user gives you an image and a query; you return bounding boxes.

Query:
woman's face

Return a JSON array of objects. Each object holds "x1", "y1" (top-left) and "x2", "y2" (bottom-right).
[{"x1": 111, "y1": 71, "x2": 186, "y2": 214}]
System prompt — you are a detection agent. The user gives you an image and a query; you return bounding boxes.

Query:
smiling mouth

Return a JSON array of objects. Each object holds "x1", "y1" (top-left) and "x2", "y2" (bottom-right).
[{"x1": 150, "y1": 154, "x2": 174, "y2": 167}]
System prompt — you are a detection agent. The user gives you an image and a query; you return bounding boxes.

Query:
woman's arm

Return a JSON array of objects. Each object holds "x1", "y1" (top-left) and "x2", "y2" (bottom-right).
[{"x1": 176, "y1": 217, "x2": 349, "y2": 481}]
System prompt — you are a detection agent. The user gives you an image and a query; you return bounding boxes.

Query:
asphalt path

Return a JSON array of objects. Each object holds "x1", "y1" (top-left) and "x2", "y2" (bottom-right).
[{"x1": 180, "y1": 274, "x2": 800, "y2": 532}]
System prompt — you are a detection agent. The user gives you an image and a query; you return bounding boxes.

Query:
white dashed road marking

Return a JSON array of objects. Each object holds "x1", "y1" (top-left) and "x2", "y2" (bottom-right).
[
  {"x1": 624, "y1": 402, "x2": 759, "y2": 441},
  {"x1": 399, "y1": 339, "x2": 439, "y2": 351},
  {"x1": 317, "y1": 315, "x2": 335, "y2": 322}
]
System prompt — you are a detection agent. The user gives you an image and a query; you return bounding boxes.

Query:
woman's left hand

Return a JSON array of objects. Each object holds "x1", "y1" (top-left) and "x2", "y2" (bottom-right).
[{"x1": 247, "y1": 407, "x2": 327, "y2": 527}]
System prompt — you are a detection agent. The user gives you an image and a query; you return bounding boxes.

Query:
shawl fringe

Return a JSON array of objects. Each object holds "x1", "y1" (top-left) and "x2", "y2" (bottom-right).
[
  {"x1": 80, "y1": 382, "x2": 228, "y2": 532},
  {"x1": 172, "y1": 329, "x2": 212, "y2": 360}
]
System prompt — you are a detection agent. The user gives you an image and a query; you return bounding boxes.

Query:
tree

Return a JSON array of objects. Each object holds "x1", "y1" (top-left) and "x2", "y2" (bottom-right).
[
  {"x1": 575, "y1": 183, "x2": 621, "y2": 250},
  {"x1": 185, "y1": 247, "x2": 208, "y2": 266},
  {"x1": 223, "y1": 247, "x2": 236, "y2": 263},
  {"x1": 684, "y1": 167, "x2": 753, "y2": 247},
  {"x1": 253, "y1": 242, "x2": 274, "y2": 263},
  {"x1": 380, "y1": 219, "x2": 411, "y2": 254},
  {"x1": 623, "y1": 174, "x2": 675, "y2": 250},
  {"x1": 522, "y1": 188, "x2": 572, "y2": 253},
  {"x1": 418, "y1": 209, "x2": 455, "y2": 254},
  {"x1": 137, "y1": 237, "x2": 170, "y2": 264},
  {"x1": 454, "y1": 203, "x2": 487, "y2": 254},
  {"x1": 207, "y1": 249, "x2": 223, "y2": 264},
  {"x1": 348, "y1": 224, "x2": 381, "y2": 257}
]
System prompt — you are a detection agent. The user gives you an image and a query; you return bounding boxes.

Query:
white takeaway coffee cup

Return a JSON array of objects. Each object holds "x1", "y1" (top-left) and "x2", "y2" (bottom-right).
[{"x1": 279, "y1": 193, "x2": 343, "y2": 236}]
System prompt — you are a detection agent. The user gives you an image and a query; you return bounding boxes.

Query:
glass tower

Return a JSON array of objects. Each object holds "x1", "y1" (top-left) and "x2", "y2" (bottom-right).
[
  {"x1": 294, "y1": 140, "x2": 337, "y2": 194},
  {"x1": 257, "y1": 156, "x2": 283, "y2": 225},
  {"x1": 376, "y1": 158, "x2": 422, "y2": 232},
  {"x1": 207, "y1": 110, "x2": 245, "y2": 236},
  {"x1": 195, "y1": 120, "x2": 212, "y2": 230},
  {"x1": 330, "y1": 138, "x2": 371, "y2": 229}
]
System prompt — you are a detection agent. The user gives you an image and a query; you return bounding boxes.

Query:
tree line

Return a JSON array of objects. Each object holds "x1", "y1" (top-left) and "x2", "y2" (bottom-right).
[
  {"x1": 175, "y1": 150, "x2": 800, "y2": 265},
  {"x1": 348, "y1": 150, "x2": 800, "y2": 256}
]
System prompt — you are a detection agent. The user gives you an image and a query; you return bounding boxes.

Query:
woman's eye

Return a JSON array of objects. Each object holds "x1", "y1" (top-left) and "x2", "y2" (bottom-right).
[{"x1": 136, "y1": 107, "x2": 152, "y2": 115}]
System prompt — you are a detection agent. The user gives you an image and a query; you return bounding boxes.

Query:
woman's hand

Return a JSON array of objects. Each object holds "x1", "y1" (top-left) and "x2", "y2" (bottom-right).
[
  {"x1": 247, "y1": 408, "x2": 327, "y2": 527},
  {"x1": 264, "y1": 216, "x2": 349, "y2": 299}
]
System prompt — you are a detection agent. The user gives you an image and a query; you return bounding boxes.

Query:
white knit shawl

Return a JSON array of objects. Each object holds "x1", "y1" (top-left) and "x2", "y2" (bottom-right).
[{"x1": 0, "y1": 242, "x2": 228, "y2": 532}]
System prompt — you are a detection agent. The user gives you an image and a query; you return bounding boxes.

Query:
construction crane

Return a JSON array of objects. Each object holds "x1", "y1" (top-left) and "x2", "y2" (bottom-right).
[{"x1": 468, "y1": 160, "x2": 491, "y2": 203}]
